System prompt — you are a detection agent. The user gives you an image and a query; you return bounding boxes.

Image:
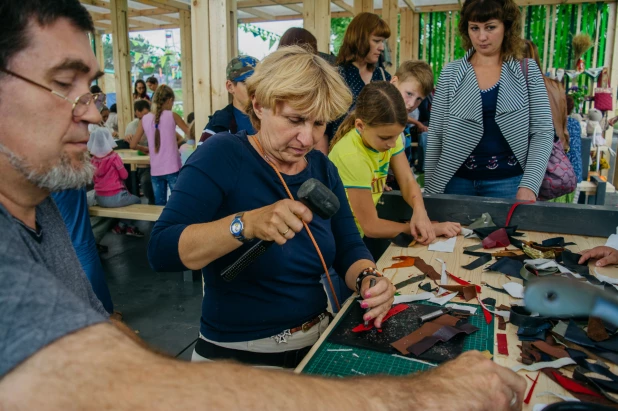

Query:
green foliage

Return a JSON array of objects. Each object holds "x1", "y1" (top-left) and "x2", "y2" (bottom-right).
[
  {"x1": 239, "y1": 23, "x2": 280, "y2": 51},
  {"x1": 331, "y1": 17, "x2": 352, "y2": 55}
]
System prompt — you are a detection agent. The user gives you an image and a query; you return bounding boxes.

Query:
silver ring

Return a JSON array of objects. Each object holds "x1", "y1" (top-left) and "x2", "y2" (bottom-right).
[
  {"x1": 509, "y1": 394, "x2": 517, "y2": 408},
  {"x1": 280, "y1": 228, "x2": 290, "y2": 236}
]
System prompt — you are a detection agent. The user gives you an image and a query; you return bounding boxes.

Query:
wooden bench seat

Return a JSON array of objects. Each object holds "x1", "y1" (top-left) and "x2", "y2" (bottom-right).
[{"x1": 88, "y1": 204, "x2": 163, "y2": 222}]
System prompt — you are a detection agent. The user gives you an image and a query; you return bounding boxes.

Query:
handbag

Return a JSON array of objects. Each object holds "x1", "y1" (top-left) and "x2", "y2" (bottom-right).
[
  {"x1": 520, "y1": 59, "x2": 577, "y2": 200},
  {"x1": 593, "y1": 87, "x2": 614, "y2": 111}
]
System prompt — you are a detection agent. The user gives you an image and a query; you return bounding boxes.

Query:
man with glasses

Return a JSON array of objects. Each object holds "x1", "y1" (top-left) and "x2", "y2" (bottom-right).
[{"x1": 0, "y1": 1, "x2": 526, "y2": 409}]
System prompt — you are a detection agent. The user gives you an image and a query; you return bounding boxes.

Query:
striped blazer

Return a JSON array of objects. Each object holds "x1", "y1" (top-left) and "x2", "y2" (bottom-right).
[{"x1": 425, "y1": 49, "x2": 554, "y2": 195}]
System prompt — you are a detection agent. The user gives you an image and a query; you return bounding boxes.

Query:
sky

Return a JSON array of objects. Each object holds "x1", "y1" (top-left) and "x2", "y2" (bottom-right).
[{"x1": 129, "y1": 20, "x2": 303, "y2": 60}]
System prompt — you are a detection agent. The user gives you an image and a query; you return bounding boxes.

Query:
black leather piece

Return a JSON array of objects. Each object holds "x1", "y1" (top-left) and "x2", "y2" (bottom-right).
[
  {"x1": 544, "y1": 402, "x2": 616, "y2": 411},
  {"x1": 559, "y1": 250, "x2": 594, "y2": 278},
  {"x1": 573, "y1": 367, "x2": 618, "y2": 402},
  {"x1": 394, "y1": 274, "x2": 425, "y2": 290},
  {"x1": 517, "y1": 323, "x2": 551, "y2": 342},
  {"x1": 390, "y1": 232, "x2": 416, "y2": 247},
  {"x1": 542, "y1": 237, "x2": 576, "y2": 247},
  {"x1": 462, "y1": 254, "x2": 492, "y2": 270},
  {"x1": 419, "y1": 282, "x2": 438, "y2": 292},
  {"x1": 486, "y1": 257, "x2": 524, "y2": 279},
  {"x1": 481, "y1": 297, "x2": 496, "y2": 306},
  {"x1": 565, "y1": 320, "x2": 618, "y2": 353},
  {"x1": 509, "y1": 306, "x2": 551, "y2": 328},
  {"x1": 509, "y1": 236, "x2": 525, "y2": 249},
  {"x1": 483, "y1": 283, "x2": 510, "y2": 295},
  {"x1": 473, "y1": 226, "x2": 521, "y2": 240},
  {"x1": 463, "y1": 250, "x2": 491, "y2": 257}
]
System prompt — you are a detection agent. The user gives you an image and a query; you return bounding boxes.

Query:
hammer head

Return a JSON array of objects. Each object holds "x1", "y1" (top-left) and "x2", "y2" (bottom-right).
[{"x1": 297, "y1": 178, "x2": 340, "y2": 220}]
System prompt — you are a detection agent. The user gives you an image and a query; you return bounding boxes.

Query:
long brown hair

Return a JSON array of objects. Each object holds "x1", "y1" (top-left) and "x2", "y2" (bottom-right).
[
  {"x1": 330, "y1": 81, "x2": 407, "y2": 151},
  {"x1": 459, "y1": 0, "x2": 523, "y2": 61},
  {"x1": 336, "y1": 13, "x2": 390, "y2": 71},
  {"x1": 151, "y1": 85, "x2": 174, "y2": 153}
]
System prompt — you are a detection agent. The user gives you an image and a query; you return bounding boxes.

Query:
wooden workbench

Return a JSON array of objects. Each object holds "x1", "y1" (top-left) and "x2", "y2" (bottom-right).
[{"x1": 296, "y1": 230, "x2": 617, "y2": 409}]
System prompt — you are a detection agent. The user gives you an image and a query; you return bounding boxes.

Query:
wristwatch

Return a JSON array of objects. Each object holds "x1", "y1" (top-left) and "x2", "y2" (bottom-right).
[
  {"x1": 356, "y1": 267, "x2": 382, "y2": 293},
  {"x1": 230, "y1": 212, "x2": 250, "y2": 243}
]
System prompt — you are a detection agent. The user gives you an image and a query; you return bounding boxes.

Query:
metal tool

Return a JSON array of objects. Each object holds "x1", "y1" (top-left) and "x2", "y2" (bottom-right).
[
  {"x1": 524, "y1": 277, "x2": 618, "y2": 326},
  {"x1": 420, "y1": 308, "x2": 450, "y2": 323},
  {"x1": 364, "y1": 278, "x2": 376, "y2": 327}
]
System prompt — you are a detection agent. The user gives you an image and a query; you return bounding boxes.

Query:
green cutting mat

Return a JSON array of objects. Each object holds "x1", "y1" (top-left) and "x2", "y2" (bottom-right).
[{"x1": 302, "y1": 300, "x2": 494, "y2": 377}]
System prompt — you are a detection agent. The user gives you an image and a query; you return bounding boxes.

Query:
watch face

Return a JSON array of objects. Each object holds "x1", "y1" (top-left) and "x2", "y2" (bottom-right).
[{"x1": 231, "y1": 221, "x2": 242, "y2": 235}]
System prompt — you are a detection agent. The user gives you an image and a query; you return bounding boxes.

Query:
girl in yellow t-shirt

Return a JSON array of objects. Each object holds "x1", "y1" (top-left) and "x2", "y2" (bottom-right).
[{"x1": 329, "y1": 81, "x2": 460, "y2": 243}]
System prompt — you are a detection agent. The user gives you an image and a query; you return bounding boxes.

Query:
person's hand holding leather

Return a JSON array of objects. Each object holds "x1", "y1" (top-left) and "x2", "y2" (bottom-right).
[
  {"x1": 243, "y1": 199, "x2": 313, "y2": 245},
  {"x1": 579, "y1": 246, "x2": 618, "y2": 267},
  {"x1": 409, "y1": 209, "x2": 436, "y2": 245},
  {"x1": 359, "y1": 276, "x2": 396, "y2": 328},
  {"x1": 433, "y1": 221, "x2": 461, "y2": 238},
  {"x1": 377, "y1": 351, "x2": 527, "y2": 410},
  {"x1": 515, "y1": 187, "x2": 536, "y2": 202}
]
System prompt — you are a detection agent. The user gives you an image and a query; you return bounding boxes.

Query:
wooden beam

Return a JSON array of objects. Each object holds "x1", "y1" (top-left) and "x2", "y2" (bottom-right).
[
  {"x1": 243, "y1": 7, "x2": 277, "y2": 20},
  {"x1": 354, "y1": 0, "x2": 373, "y2": 15},
  {"x1": 237, "y1": 0, "x2": 300, "y2": 7},
  {"x1": 93, "y1": 32, "x2": 106, "y2": 91},
  {"x1": 333, "y1": 0, "x2": 353, "y2": 13},
  {"x1": 134, "y1": 0, "x2": 189, "y2": 12},
  {"x1": 303, "y1": 0, "x2": 331, "y2": 53},
  {"x1": 412, "y1": 0, "x2": 615, "y2": 13},
  {"x1": 180, "y1": 10, "x2": 194, "y2": 120},
  {"x1": 281, "y1": 3, "x2": 303, "y2": 13},
  {"x1": 238, "y1": 9, "x2": 356, "y2": 22},
  {"x1": 110, "y1": 0, "x2": 132, "y2": 138},
  {"x1": 191, "y1": 0, "x2": 211, "y2": 136},
  {"x1": 449, "y1": 11, "x2": 454, "y2": 61},
  {"x1": 400, "y1": 9, "x2": 414, "y2": 63},
  {"x1": 209, "y1": 1, "x2": 230, "y2": 112},
  {"x1": 128, "y1": 21, "x2": 178, "y2": 31},
  {"x1": 134, "y1": 14, "x2": 180, "y2": 25},
  {"x1": 382, "y1": 0, "x2": 399, "y2": 73},
  {"x1": 402, "y1": 0, "x2": 415, "y2": 10},
  {"x1": 413, "y1": 11, "x2": 420, "y2": 60},
  {"x1": 228, "y1": 0, "x2": 239, "y2": 59},
  {"x1": 521, "y1": 6, "x2": 527, "y2": 37}
]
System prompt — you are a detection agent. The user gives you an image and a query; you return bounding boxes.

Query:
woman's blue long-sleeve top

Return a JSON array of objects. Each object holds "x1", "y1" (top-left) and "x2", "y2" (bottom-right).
[{"x1": 148, "y1": 131, "x2": 373, "y2": 342}]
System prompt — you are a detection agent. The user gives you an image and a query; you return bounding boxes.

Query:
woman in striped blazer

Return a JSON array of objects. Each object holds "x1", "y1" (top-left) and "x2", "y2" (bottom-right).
[{"x1": 425, "y1": 0, "x2": 553, "y2": 200}]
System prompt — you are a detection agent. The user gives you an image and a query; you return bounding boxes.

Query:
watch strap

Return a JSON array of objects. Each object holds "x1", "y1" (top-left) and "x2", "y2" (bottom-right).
[{"x1": 356, "y1": 267, "x2": 382, "y2": 293}]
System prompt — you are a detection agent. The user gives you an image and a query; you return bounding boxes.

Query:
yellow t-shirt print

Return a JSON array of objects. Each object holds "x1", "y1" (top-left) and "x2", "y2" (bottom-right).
[{"x1": 329, "y1": 128, "x2": 404, "y2": 237}]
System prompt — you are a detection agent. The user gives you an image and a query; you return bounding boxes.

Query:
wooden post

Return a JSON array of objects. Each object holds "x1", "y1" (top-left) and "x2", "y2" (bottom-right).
[
  {"x1": 382, "y1": 0, "x2": 399, "y2": 73},
  {"x1": 400, "y1": 9, "x2": 414, "y2": 63},
  {"x1": 191, "y1": 0, "x2": 211, "y2": 136},
  {"x1": 592, "y1": 5, "x2": 602, "y2": 68},
  {"x1": 180, "y1": 10, "x2": 194, "y2": 120},
  {"x1": 548, "y1": 6, "x2": 557, "y2": 71},
  {"x1": 577, "y1": 4, "x2": 582, "y2": 34},
  {"x1": 450, "y1": 12, "x2": 455, "y2": 62},
  {"x1": 543, "y1": 5, "x2": 551, "y2": 73},
  {"x1": 208, "y1": 1, "x2": 230, "y2": 117},
  {"x1": 521, "y1": 6, "x2": 527, "y2": 38},
  {"x1": 110, "y1": 0, "x2": 132, "y2": 138},
  {"x1": 354, "y1": 0, "x2": 373, "y2": 15},
  {"x1": 444, "y1": 12, "x2": 450, "y2": 66},
  {"x1": 608, "y1": 2, "x2": 618, "y2": 183},
  {"x1": 228, "y1": 0, "x2": 238, "y2": 59},
  {"x1": 94, "y1": 31, "x2": 106, "y2": 91},
  {"x1": 303, "y1": 0, "x2": 331, "y2": 54},
  {"x1": 422, "y1": 14, "x2": 428, "y2": 62},
  {"x1": 413, "y1": 12, "x2": 420, "y2": 61}
]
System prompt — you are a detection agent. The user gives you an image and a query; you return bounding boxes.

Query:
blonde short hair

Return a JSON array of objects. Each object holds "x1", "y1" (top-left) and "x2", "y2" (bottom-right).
[
  {"x1": 395, "y1": 60, "x2": 434, "y2": 97},
  {"x1": 245, "y1": 46, "x2": 352, "y2": 131}
]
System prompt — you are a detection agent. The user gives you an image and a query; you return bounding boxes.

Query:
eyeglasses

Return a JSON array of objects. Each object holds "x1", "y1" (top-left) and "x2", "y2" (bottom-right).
[{"x1": 0, "y1": 68, "x2": 104, "y2": 117}]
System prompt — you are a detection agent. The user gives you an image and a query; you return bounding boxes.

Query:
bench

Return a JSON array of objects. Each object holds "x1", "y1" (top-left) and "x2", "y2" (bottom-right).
[{"x1": 88, "y1": 204, "x2": 163, "y2": 222}]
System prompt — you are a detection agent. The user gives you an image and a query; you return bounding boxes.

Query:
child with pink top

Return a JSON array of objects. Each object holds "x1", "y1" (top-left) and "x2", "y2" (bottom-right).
[
  {"x1": 128, "y1": 85, "x2": 190, "y2": 205},
  {"x1": 88, "y1": 127, "x2": 144, "y2": 237}
]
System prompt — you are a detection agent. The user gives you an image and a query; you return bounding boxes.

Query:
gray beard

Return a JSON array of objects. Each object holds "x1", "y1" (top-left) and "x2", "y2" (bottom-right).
[{"x1": 0, "y1": 143, "x2": 94, "y2": 192}]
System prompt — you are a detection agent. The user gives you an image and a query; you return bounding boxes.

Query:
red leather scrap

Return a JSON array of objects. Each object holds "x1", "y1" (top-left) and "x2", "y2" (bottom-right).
[
  {"x1": 497, "y1": 333, "x2": 509, "y2": 355},
  {"x1": 524, "y1": 372, "x2": 540, "y2": 404},
  {"x1": 352, "y1": 304, "x2": 409, "y2": 332},
  {"x1": 384, "y1": 256, "x2": 416, "y2": 271},
  {"x1": 482, "y1": 228, "x2": 511, "y2": 249},
  {"x1": 550, "y1": 371, "x2": 603, "y2": 397}
]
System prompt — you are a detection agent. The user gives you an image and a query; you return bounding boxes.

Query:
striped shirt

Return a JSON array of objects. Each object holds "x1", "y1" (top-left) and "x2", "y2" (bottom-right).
[{"x1": 425, "y1": 49, "x2": 554, "y2": 195}]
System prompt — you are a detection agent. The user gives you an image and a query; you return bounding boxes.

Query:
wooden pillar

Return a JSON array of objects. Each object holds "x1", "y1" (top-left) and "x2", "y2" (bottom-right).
[
  {"x1": 94, "y1": 31, "x2": 106, "y2": 91},
  {"x1": 608, "y1": 3, "x2": 618, "y2": 183},
  {"x1": 413, "y1": 12, "x2": 420, "y2": 60},
  {"x1": 209, "y1": 0, "x2": 230, "y2": 111},
  {"x1": 354, "y1": 0, "x2": 373, "y2": 15},
  {"x1": 382, "y1": 0, "x2": 399, "y2": 73},
  {"x1": 180, "y1": 10, "x2": 194, "y2": 119},
  {"x1": 303, "y1": 0, "x2": 331, "y2": 53},
  {"x1": 400, "y1": 9, "x2": 414, "y2": 63},
  {"x1": 110, "y1": 0, "x2": 132, "y2": 138},
  {"x1": 191, "y1": 0, "x2": 212, "y2": 135},
  {"x1": 228, "y1": 0, "x2": 238, "y2": 59}
]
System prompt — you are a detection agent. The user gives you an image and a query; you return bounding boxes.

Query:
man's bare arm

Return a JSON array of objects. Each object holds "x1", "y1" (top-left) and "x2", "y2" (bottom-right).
[{"x1": 0, "y1": 323, "x2": 525, "y2": 411}]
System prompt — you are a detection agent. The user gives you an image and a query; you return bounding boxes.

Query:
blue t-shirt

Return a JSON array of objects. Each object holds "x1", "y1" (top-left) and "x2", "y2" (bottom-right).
[
  {"x1": 456, "y1": 83, "x2": 523, "y2": 180},
  {"x1": 233, "y1": 106, "x2": 256, "y2": 135},
  {"x1": 149, "y1": 131, "x2": 372, "y2": 342}
]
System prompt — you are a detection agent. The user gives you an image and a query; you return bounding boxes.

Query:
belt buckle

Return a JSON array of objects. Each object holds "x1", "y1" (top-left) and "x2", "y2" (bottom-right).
[{"x1": 302, "y1": 321, "x2": 312, "y2": 332}]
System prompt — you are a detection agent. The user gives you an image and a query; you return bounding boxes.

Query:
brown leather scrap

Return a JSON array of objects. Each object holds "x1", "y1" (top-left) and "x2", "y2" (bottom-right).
[
  {"x1": 384, "y1": 256, "x2": 416, "y2": 271},
  {"x1": 531, "y1": 340, "x2": 570, "y2": 359},
  {"x1": 587, "y1": 317, "x2": 610, "y2": 342},
  {"x1": 432, "y1": 314, "x2": 461, "y2": 327},
  {"x1": 391, "y1": 322, "x2": 443, "y2": 355},
  {"x1": 413, "y1": 257, "x2": 441, "y2": 281},
  {"x1": 440, "y1": 284, "x2": 477, "y2": 302},
  {"x1": 498, "y1": 316, "x2": 507, "y2": 330}
]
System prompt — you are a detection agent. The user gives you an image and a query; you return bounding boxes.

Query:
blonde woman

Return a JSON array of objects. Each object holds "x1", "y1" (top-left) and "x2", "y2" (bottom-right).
[
  {"x1": 148, "y1": 47, "x2": 395, "y2": 368},
  {"x1": 128, "y1": 85, "x2": 189, "y2": 205}
]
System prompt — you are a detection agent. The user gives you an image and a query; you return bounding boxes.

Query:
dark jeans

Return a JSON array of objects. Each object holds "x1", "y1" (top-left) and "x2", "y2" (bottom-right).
[
  {"x1": 151, "y1": 172, "x2": 179, "y2": 205},
  {"x1": 444, "y1": 175, "x2": 523, "y2": 198},
  {"x1": 139, "y1": 168, "x2": 155, "y2": 205}
]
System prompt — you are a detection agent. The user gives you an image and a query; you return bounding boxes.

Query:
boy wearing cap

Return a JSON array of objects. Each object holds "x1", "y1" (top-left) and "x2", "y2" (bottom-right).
[{"x1": 200, "y1": 55, "x2": 259, "y2": 142}]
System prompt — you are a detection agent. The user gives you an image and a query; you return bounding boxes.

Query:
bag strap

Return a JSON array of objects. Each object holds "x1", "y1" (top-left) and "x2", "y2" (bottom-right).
[{"x1": 379, "y1": 66, "x2": 386, "y2": 81}]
